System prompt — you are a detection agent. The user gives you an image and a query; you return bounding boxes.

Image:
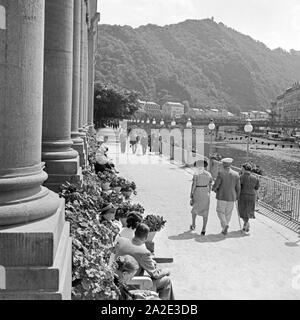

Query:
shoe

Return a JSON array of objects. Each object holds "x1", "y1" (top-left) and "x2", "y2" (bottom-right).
[
  {"x1": 190, "y1": 225, "x2": 196, "y2": 231},
  {"x1": 201, "y1": 230, "x2": 206, "y2": 236},
  {"x1": 222, "y1": 225, "x2": 229, "y2": 235},
  {"x1": 245, "y1": 222, "x2": 250, "y2": 232}
]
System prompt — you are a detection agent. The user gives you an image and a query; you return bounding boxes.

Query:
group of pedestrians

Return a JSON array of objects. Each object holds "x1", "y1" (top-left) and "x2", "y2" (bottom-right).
[{"x1": 190, "y1": 157, "x2": 260, "y2": 235}]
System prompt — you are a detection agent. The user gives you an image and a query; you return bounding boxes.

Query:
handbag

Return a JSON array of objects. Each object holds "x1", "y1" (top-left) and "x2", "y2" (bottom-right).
[{"x1": 190, "y1": 198, "x2": 194, "y2": 206}]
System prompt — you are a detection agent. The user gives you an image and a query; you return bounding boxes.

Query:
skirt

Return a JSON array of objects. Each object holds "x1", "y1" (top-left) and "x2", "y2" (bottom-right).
[
  {"x1": 238, "y1": 194, "x2": 256, "y2": 219},
  {"x1": 191, "y1": 187, "x2": 210, "y2": 217}
]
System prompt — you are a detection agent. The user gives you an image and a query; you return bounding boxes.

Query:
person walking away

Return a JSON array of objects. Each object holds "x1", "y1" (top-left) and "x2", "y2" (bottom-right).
[
  {"x1": 141, "y1": 134, "x2": 148, "y2": 155},
  {"x1": 238, "y1": 163, "x2": 260, "y2": 232},
  {"x1": 129, "y1": 130, "x2": 137, "y2": 154},
  {"x1": 212, "y1": 158, "x2": 241, "y2": 235},
  {"x1": 119, "y1": 130, "x2": 127, "y2": 154},
  {"x1": 135, "y1": 136, "x2": 143, "y2": 156},
  {"x1": 190, "y1": 158, "x2": 213, "y2": 235}
]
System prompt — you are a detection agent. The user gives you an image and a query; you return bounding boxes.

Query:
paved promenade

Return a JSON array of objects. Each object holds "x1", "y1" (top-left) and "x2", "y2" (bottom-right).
[{"x1": 100, "y1": 128, "x2": 300, "y2": 300}]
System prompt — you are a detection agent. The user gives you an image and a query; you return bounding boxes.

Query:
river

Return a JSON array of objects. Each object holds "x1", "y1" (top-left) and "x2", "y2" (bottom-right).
[{"x1": 205, "y1": 141, "x2": 300, "y2": 187}]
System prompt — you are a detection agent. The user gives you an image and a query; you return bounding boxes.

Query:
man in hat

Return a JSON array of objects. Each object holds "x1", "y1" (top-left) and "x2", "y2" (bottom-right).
[{"x1": 212, "y1": 158, "x2": 241, "y2": 235}]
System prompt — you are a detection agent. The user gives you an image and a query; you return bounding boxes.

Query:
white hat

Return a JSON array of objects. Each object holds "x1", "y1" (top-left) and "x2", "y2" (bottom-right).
[{"x1": 221, "y1": 158, "x2": 233, "y2": 164}]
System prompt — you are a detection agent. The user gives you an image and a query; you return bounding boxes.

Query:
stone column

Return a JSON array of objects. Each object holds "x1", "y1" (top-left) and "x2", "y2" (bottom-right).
[
  {"x1": 71, "y1": 0, "x2": 85, "y2": 167},
  {"x1": 43, "y1": 0, "x2": 82, "y2": 191},
  {"x1": 78, "y1": 0, "x2": 88, "y2": 167},
  {"x1": 0, "y1": 0, "x2": 71, "y2": 299},
  {"x1": 88, "y1": 22, "x2": 96, "y2": 129}
]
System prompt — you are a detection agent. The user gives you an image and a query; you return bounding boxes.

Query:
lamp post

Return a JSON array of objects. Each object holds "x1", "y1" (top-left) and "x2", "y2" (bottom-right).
[
  {"x1": 208, "y1": 119, "x2": 215, "y2": 171},
  {"x1": 244, "y1": 118, "x2": 253, "y2": 161},
  {"x1": 186, "y1": 118, "x2": 192, "y2": 128}
]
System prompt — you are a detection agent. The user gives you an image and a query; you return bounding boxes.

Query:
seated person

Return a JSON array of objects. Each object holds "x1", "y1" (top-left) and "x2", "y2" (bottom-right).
[
  {"x1": 119, "y1": 212, "x2": 143, "y2": 240},
  {"x1": 114, "y1": 255, "x2": 159, "y2": 300},
  {"x1": 115, "y1": 223, "x2": 175, "y2": 300},
  {"x1": 95, "y1": 145, "x2": 118, "y2": 174},
  {"x1": 99, "y1": 203, "x2": 122, "y2": 238}
]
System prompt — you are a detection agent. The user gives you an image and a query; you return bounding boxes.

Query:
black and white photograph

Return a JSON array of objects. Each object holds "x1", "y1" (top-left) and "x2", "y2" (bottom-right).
[{"x1": 0, "y1": 0, "x2": 300, "y2": 309}]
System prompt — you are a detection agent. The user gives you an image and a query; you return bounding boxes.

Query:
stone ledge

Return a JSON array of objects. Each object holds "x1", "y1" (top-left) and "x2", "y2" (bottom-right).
[
  {"x1": 0, "y1": 199, "x2": 65, "y2": 267},
  {"x1": 3, "y1": 221, "x2": 71, "y2": 291}
]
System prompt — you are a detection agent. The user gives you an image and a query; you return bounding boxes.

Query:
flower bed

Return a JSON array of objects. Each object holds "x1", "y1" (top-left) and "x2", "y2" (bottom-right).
[{"x1": 60, "y1": 131, "x2": 166, "y2": 300}]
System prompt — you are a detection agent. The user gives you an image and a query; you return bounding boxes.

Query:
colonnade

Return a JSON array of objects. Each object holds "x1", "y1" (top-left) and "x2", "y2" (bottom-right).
[{"x1": 0, "y1": 0, "x2": 99, "y2": 300}]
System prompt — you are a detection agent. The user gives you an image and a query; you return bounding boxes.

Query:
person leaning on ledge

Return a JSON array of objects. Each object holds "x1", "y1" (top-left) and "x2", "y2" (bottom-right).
[{"x1": 115, "y1": 223, "x2": 175, "y2": 300}]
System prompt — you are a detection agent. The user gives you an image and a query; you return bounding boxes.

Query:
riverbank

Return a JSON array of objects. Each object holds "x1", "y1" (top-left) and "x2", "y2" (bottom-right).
[{"x1": 221, "y1": 141, "x2": 300, "y2": 163}]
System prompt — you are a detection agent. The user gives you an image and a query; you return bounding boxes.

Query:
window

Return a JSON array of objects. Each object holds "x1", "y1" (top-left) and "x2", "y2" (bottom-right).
[{"x1": 0, "y1": 5, "x2": 5, "y2": 30}]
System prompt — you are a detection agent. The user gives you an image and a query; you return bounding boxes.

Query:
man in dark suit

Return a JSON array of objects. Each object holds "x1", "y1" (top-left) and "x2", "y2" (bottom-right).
[
  {"x1": 115, "y1": 224, "x2": 174, "y2": 300},
  {"x1": 212, "y1": 158, "x2": 241, "y2": 235}
]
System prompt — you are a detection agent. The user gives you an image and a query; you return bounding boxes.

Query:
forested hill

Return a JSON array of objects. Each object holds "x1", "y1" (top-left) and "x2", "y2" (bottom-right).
[{"x1": 95, "y1": 19, "x2": 300, "y2": 114}]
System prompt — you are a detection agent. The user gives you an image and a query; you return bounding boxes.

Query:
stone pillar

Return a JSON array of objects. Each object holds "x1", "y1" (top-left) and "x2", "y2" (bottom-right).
[
  {"x1": 88, "y1": 22, "x2": 96, "y2": 129},
  {"x1": 43, "y1": 0, "x2": 82, "y2": 191},
  {"x1": 71, "y1": 0, "x2": 85, "y2": 167},
  {"x1": 78, "y1": 0, "x2": 88, "y2": 167},
  {"x1": 0, "y1": 0, "x2": 71, "y2": 299}
]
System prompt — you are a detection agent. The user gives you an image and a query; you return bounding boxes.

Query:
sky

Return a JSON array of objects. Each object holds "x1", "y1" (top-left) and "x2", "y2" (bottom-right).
[{"x1": 97, "y1": 0, "x2": 300, "y2": 51}]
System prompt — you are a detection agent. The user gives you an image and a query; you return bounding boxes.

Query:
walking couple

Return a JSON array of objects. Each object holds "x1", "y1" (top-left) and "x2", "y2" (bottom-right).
[{"x1": 190, "y1": 158, "x2": 259, "y2": 235}]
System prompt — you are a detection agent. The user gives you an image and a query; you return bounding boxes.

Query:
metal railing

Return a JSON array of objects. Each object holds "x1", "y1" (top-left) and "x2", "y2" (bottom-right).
[
  {"x1": 162, "y1": 140, "x2": 300, "y2": 226},
  {"x1": 230, "y1": 163, "x2": 300, "y2": 225}
]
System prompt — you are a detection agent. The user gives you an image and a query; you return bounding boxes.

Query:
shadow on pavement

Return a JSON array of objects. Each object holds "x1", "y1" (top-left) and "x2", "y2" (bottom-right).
[
  {"x1": 169, "y1": 230, "x2": 249, "y2": 242},
  {"x1": 194, "y1": 230, "x2": 249, "y2": 243},
  {"x1": 168, "y1": 230, "x2": 201, "y2": 240}
]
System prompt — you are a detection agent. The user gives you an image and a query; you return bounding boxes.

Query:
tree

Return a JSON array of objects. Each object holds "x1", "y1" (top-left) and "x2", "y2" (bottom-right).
[{"x1": 94, "y1": 83, "x2": 140, "y2": 128}]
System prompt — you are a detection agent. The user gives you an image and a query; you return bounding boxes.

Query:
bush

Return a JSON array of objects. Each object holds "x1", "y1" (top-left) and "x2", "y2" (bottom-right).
[
  {"x1": 60, "y1": 172, "x2": 120, "y2": 300},
  {"x1": 98, "y1": 171, "x2": 115, "y2": 184},
  {"x1": 121, "y1": 180, "x2": 137, "y2": 194}
]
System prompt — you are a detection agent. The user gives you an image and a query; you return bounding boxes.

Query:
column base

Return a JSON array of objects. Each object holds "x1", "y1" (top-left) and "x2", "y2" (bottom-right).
[
  {"x1": 72, "y1": 143, "x2": 86, "y2": 167},
  {"x1": 0, "y1": 199, "x2": 72, "y2": 300},
  {"x1": 78, "y1": 131, "x2": 88, "y2": 167},
  {"x1": 44, "y1": 156, "x2": 83, "y2": 192}
]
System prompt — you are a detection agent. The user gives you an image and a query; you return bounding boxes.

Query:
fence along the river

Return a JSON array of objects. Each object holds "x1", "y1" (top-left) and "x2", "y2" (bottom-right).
[{"x1": 161, "y1": 139, "x2": 300, "y2": 230}]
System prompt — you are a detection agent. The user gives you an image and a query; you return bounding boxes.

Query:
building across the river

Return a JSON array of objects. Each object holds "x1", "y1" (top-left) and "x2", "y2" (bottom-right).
[
  {"x1": 272, "y1": 82, "x2": 300, "y2": 122},
  {"x1": 162, "y1": 102, "x2": 185, "y2": 118}
]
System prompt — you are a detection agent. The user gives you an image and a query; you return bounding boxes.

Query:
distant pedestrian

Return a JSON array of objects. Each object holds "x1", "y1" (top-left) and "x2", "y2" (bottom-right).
[
  {"x1": 190, "y1": 158, "x2": 213, "y2": 235},
  {"x1": 141, "y1": 134, "x2": 148, "y2": 155},
  {"x1": 212, "y1": 158, "x2": 241, "y2": 235},
  {"x1": 120, "y1": 130, "x2": 127, "y2": 153},
  {"x1": 238, "y1": 163, "x2": 260, "y2": 232}
]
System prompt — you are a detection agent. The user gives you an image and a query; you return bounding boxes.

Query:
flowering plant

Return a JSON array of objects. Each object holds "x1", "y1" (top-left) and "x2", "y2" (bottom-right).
[
  {"x1": 60, "y1": 172, "x2": 119, "y2": 300},
  {"x1": 209, "y1": 152, "x2": 222, "y2": 161},
  {"x1": 110, "y1": 176, "x2": 126, "y2": 188},
  {"x1": 143, "y1": 214, "x2": 167, "y2": 232},
  {"x1": 98, "y1": 171, "x2": 115, "y2": 184},
  {"x1": 121, "y1": 180, "x2": 137, "y2": 194},
  {"x1": 116, "y1": 201, "x2": 145, "y2": 219}
]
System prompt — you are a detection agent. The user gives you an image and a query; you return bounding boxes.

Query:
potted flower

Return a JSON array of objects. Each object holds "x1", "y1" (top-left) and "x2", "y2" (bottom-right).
[
  {"x1": 110, "y1": 176, "x2": 126, "y2": 194},
  {"x1": 116, "y1": 201, "x2": 145, "y2": 226},
  {"x1": 121, "y1": 180, "x2": 137, "y2": 199},
  {"x1": 142, "y1": 214, "x2": 167, "y2": 241},
  {"x1": 98, "y1": 171, "x2": 114, "y2": 191}
]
